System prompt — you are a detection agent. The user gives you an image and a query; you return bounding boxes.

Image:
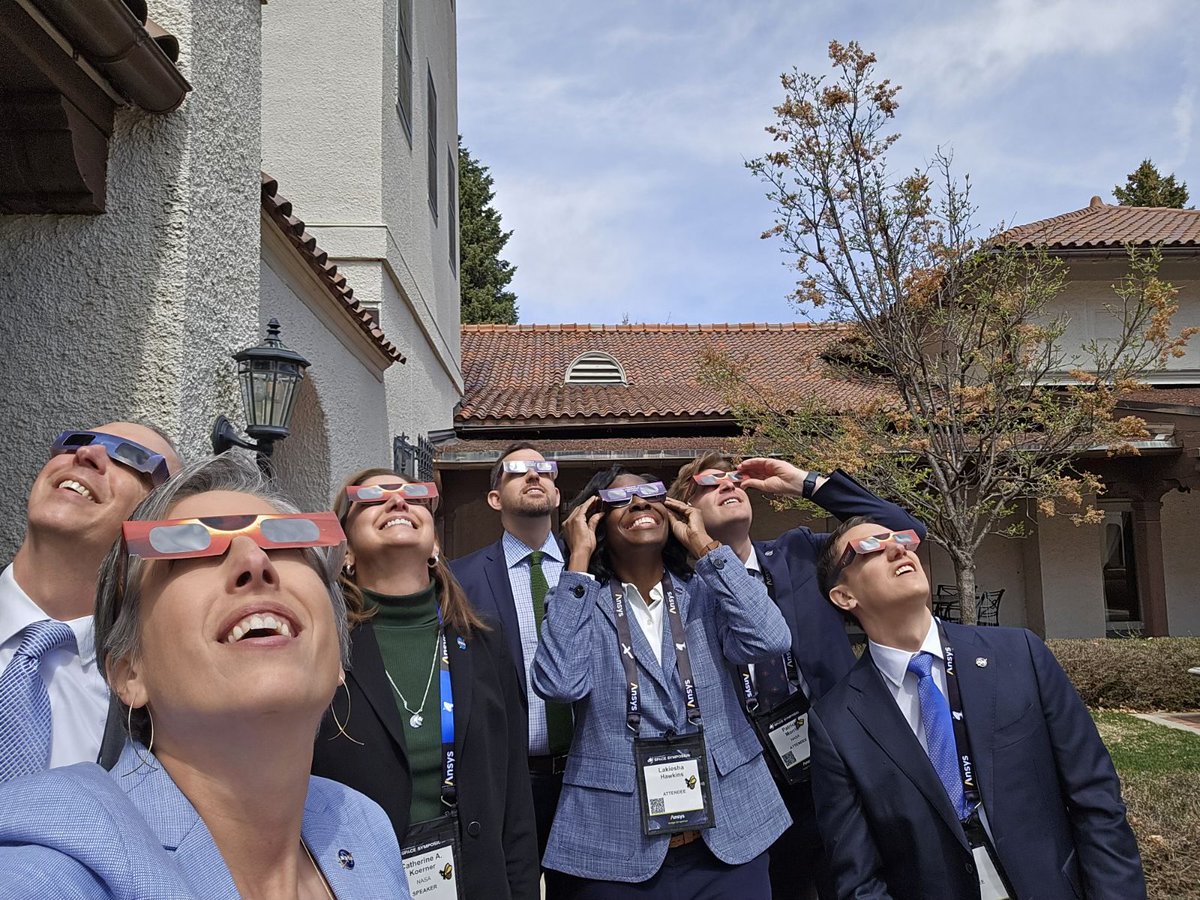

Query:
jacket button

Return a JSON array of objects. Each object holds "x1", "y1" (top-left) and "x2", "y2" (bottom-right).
[
  {"x1": 467, "y1": 820, "x2": 482, "y2": 837},
  {"x1": 713, "y1": 557, "x2": 724, "y2": 569},
  {"x1": 965, "y1": 860, "x2": 975, "y2": 875},
  {"x1": 573, "y1": 584, "x2": 586, "y2": 598}
]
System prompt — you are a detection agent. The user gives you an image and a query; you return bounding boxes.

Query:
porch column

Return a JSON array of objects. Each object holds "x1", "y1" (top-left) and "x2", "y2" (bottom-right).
[{"x1": 1131, "y1": 498, "x2": 1169, "y2": 636}]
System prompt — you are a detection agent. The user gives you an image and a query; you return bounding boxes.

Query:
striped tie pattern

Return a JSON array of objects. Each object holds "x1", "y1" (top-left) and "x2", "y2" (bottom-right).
[{"x1": 0, "y1": 620, "x2": 76, "y2": 782}]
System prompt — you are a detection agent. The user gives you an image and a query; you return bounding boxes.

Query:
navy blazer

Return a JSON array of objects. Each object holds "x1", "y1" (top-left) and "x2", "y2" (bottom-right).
[
  {"x1": 0, "y1": 742, "x2": 410, "y2": 899},
  {"x1": 530, "y1": 545, "x2": 793, "y2": 882},
  {"x1": 450, "y1": 538, "x2": 528, "y2": 694},
  {"x1": 754, "y1": 469, "x2": 925, "y2": 702},
  {"x1": 810, "y1": 624, "x2": 1145, "y2": 900}
]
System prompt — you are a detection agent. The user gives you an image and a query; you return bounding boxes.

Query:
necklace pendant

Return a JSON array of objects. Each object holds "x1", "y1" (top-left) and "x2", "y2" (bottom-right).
[{"x1": 409, "y1": 713, "x2": 424, "y2": 729}]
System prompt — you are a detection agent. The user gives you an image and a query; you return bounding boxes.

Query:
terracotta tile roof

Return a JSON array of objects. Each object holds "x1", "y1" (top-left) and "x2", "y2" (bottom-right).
[
  {"x1": 436, "y1": 436, "x2": 746, "y2": 462},
  {"x1": 998, "y1": 197, "x2": 1200, "y2": 250},
  {"x1": 458, "y1": 322, "x2": 885, "y2": 425},
  {"x1": 261, "y1": 173, "x2": 404, "y2": 363},
  {"x1": 1118, "y1": 387, "x2": 1200, "y2": 409}
]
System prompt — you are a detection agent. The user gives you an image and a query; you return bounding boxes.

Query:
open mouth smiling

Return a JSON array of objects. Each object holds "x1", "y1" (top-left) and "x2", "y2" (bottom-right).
[
  {"x1": 381, "y1": 515, "x2": 416, "y2": 530},
  {"x1": 220, "y1": 608, "x2": 301, "y2": 644},
  {"x1": 57, "y1": 478, "x2": 98, "y2": 502},
  {"x1": 894, "y1": 563, "x2": 916, "y2": 576},
  {"x1": 626, "y1": 513, "x2": 660, "y2": 531}
]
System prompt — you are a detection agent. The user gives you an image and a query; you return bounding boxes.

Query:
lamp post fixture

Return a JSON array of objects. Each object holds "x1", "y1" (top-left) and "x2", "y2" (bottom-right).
[{"x1": 211, "y1": 318, "x2": 310, "y2": 466}]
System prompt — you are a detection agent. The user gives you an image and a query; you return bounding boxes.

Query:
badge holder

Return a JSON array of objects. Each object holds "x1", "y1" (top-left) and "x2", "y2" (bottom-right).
[
  {"x1": 633, "y1": 730, "x2": 716, "y2": 837},
  {"x1": 963, "y1": 812, "x2": 1013, "y2": 900},
  {"x1": 402, "y1": 811, "x2": 464, "y2": 900},
  {"x1": 747, "y1": 689, "x2": 811, "y2": 785}
]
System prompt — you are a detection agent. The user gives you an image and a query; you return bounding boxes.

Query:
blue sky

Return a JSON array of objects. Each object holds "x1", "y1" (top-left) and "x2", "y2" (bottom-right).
[{"x1": 458, "y1": 0, "x2": 1197, "y2": 325}]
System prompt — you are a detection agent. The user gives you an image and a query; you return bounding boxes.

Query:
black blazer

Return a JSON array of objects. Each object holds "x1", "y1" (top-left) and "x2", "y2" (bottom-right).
[
  {"x1": 313, "y1": 621, "x2": 540, "y2": 900},
  {"x1": 810, "y1": 624, "x2": 1145, "y2": 900},
  {"x1": 449, "y1": 538, "x2": 528, "y2": 698}
]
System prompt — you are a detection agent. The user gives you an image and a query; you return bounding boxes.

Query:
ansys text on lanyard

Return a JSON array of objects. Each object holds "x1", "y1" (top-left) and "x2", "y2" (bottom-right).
[
  {"x1": 610, "y1": 572, "x2": 703, "y2": 733},
  {"x1": 937, "y1": 620, "x2": 980, "y2": 821},
  {"x1": 438, "y1": 628, "x2": 456, "y2": 807}
]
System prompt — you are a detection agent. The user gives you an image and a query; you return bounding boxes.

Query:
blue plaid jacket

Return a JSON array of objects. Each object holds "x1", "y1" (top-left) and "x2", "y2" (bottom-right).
[
  {"x1": 530, "y1": 545, "x2": 792, "y2": 882},
  {"x1": 0, "y1": 742, "x2": 410, "y2": 899}
]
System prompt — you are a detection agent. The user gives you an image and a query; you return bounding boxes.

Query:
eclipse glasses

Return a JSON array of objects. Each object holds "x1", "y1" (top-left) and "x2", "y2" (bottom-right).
[
  {"x1": 124, "y1": 512, "x2": 344, "y2": 560},
  {"x1": 598, "y1": 481, "x2": 667, "y2": 507},
  {"x1": 52, "y1": 430, "x2": 170, "y2": 486},
  {"x1": 501, "y1": 460, "x2": 558, "y2": 478},
  {"x1": 831, "y1": 529, "x2": 921, "y2": 583},
  {"x1": 345, "y1": 482, "x2": 439, "y2": 505}
]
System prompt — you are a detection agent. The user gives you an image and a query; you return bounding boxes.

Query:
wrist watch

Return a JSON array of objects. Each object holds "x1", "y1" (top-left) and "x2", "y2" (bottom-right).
[
  {"x1": 802, "y1": 470, "x2": 823, "y2": 500},
  {"x1": 696, "y1": 539, "x2": 721, "y2": 557}
]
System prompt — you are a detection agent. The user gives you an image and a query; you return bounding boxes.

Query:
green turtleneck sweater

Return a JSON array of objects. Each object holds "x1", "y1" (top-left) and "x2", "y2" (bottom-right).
[{"x1": 363, "y1": 582, "x2": 443, "y2": 824}]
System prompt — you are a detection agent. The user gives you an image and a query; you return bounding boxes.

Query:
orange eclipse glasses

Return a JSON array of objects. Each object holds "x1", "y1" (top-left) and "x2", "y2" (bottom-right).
[
  {"x1": 344, "y1": 482, "x2": 439, "y2": 507},
  {"x1": 831, "y1": 529, "x2": 921, "y2": 584},
  {"x1": 123, "y1": 512, "x2": 344, "y2": 560},
  {"x1": 691, "y1": 471, "x2": 744, "y2": 487}
]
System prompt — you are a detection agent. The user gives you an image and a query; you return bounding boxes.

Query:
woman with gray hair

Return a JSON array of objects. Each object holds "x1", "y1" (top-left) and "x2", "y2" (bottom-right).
[{"x1": 0, "y1": 454, "x2": 411, "y2": 899}]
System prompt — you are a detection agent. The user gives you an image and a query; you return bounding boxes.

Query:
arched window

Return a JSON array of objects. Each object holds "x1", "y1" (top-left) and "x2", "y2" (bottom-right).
[{"x1": 565, "y1": 351, "x2": 626, "y2": 385}]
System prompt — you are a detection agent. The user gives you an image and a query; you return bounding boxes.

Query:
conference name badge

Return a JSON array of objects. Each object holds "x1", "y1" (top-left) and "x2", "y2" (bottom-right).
[
  {"x1": 401, "y1": 814, "x2": 464, "y2": 900},
  {"x1": 748, "y1": 688, "x2": 812, "y2": 785},
  {"x1": 633, "y1": 730, "x2": 716, "y2": 837}
]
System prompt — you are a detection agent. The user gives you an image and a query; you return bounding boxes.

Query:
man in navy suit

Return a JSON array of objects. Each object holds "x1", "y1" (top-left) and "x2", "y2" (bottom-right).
[
  {"x1": 450, "y1": 442, "x2": 567, "y2": 874},
  {"x1": 668, "y1": 455, "x2": 924, "y2": 900},
  {"x1": 809, "y1": 515, "x2": 1145, "y2": 900}
]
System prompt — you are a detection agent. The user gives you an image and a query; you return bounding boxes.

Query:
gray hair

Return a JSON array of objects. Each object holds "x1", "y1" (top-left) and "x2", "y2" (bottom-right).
[{"x1": 95, "y1": 453, "x2": 350, "y2": 744}]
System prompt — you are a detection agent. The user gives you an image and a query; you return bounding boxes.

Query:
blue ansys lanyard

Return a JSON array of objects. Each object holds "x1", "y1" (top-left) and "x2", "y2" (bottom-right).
[{"x1": 437, "y1": 614, "x2": 457, "y2": 809}]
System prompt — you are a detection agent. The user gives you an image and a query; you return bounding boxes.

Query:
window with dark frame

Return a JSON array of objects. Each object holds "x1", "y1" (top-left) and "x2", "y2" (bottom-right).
[
  {"x1": 396, "y1": 0, "x2": 413, "y2": 140},
  {"x1": 427, "y1": 67, "x2": 438, "y2": 220},
  {"x1": 447, "y1": 147, "x2": 457, "y2": 272}
]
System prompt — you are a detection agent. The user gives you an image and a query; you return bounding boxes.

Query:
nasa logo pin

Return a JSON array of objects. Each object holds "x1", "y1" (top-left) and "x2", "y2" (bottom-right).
[{"x1": 975, "y1": 657, "x2": 988, "y2": 668}]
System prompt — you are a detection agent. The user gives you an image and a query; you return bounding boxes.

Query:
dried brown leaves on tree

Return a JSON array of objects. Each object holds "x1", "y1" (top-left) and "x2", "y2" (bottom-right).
[{"x1": 724, "y1": 41, "x2": 1196, "y2": 622}]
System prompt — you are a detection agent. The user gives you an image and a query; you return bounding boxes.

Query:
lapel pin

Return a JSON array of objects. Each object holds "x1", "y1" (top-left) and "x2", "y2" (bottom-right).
[
  {"x1": 457, "y1": 636, "x2": 467, "y2": 650},
  {"x1": 337, "y1": 849, "x2": 354, "y2": 869},
  {"x1": 764, "y1": 550, "x2": 774, "y2": 557},
  {"x1": 975, "y1": 657, "x2": 988, "y2": 668}
]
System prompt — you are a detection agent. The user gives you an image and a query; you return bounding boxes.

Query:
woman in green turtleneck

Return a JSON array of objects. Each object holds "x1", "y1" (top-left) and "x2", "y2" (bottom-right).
[{"x1": 312, "y1": 468, "x2": 539, "y2": 900}]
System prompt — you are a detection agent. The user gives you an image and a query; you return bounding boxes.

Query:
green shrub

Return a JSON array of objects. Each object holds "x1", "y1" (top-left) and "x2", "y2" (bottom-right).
[{"x1": 1050, "y1": 637, "x2": 1200, "y2": 711}]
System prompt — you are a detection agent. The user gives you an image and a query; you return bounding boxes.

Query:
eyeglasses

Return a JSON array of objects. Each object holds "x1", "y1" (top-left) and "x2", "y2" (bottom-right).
[
  {"x1": 52, "y1": 430, "x2": 170, "y2": 486},
  {"x1": 501, "y1": 460, "x2": 558, "y2": 478},
  {"x1": 831, "y1": 529, "x2": 921, "y2": 584},
  {"x1": 598, "y1": 481, "x2": 667, "y2": 507},
  {"x1": 124, "y1": 512, "x2": 344, "y2": 560},
  {"x1": 345, "y1": 482, "x2": 439, "y2": 506},
  {"x1": 691, "y1": 471, "x2": 744, "y2": 487}
]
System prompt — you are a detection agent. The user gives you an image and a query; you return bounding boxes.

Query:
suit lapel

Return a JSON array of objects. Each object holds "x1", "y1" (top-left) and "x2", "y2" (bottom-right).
[
  {"x1": 484, "y1": 541, "x2": 525, "y2": 672},
  {"x1": 348, "y1": 623, "x2": 409, "y2": 753},
  {"x1": 946, "y1": 624, "x2": 996, "y2": 821},
  {"x1": 847, "y1": 653, "x2": 969, "y2": 849},
  {"x1": 447, "y1": 625, "x2": 474, "y2": 763},
  {"x1": 595, "y1": 581, "x2": 672, "y2": 697}
]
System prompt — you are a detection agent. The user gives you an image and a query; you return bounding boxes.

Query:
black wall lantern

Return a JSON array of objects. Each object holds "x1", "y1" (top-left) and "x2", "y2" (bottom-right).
[{"x1": 211, "y1": 318, "x2": 311, "y2": 462}]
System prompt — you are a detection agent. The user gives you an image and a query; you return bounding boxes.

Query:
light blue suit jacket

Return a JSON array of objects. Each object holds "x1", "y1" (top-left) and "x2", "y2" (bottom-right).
[
  {"x1": 0, "y1": 742, "x2": 411, "y2": 899},
  {"x1": 530, "y1": 545, "x2": 793, "y2": 882}
]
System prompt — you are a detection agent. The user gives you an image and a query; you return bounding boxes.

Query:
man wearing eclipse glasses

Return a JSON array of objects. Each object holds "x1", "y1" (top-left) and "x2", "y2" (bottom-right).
[
  {"x1": 808, "y1": 516, "x2": 1143, "y2": 900},
  {"x1": 667, "y1": 453, "x2": 923, "y2": 900},
  {"x1": 1, "y1": 423, "x2": 180, "y2": 782},
  {"x1": 450, "y1": 441, "x2": 569, "y2": 883}
]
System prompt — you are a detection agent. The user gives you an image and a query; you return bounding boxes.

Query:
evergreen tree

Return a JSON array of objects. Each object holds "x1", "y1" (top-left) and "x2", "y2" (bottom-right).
[
  {"x1": 458, "y1": 138, "x2": 518, "y2": 324},
  {"x1": 1113, "y1": 159, "x2": 1190, "y2": 208}
]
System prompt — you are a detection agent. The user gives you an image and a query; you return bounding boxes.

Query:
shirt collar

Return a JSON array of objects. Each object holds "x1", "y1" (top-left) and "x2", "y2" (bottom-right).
[
  {"x1": 502, "y1": 530, "x2": 562, "y2": 569},
  {"x1": 743, "y1": 546, "x2": 762, "y2": 577},
  {"x1": 621, "y1": 580, "x2": 664, "y2": 610},
  {"x1": 869, "y1": 616, "x2": 942, "y2": 691},
  {"x1": 0, "y1": 563, "x2": 96, "y2": 663}
]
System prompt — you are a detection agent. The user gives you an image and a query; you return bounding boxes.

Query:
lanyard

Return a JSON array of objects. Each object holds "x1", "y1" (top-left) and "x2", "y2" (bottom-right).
[
  {"x1": 610, "y1": 572, "x2": 702, "y2": 735},
  {"x1": 935, "y1": 621, "x2": 980, "y2": 819},
  {"x1": 735, "y1": 566, "x2": 801, "y2": 713},
  {"x1": 438, "y1": 622, "x2": 457, "y2": 809}
]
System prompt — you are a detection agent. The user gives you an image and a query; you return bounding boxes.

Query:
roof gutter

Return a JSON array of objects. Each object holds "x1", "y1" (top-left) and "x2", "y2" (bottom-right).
[{"x1": 25, "y1": 0, "x2": 190, "y2": 113}]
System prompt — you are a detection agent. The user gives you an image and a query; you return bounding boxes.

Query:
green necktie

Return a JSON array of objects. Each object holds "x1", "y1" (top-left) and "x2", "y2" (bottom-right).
[{"x1": 529, "y1": 550, "x2": 573, "y2": 754}]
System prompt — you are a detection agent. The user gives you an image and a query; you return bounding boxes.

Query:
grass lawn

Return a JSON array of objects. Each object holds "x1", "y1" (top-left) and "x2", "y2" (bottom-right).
[{"x1": 1093, "y1": 711, "x2": 1200, "y2": 900}]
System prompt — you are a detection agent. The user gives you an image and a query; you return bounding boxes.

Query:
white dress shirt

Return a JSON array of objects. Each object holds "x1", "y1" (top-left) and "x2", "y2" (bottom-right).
[
  {"x1": 0, "y1": 564, "x2": 109, "y2": 768},
  {"x1": 502, "y1": 531, "x2": 565, "y2": 755},
  {"x1": 621, "y1": 581, "x2": 666, "y2": 665},
  {"x1": 868, "y1": 616, "x2": 946, "y2": 754}
]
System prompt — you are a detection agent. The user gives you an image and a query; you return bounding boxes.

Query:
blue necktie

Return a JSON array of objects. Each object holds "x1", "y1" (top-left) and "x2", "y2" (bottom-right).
[
  {"x1": 0, "y1": 620, "x2": 76, "y2": 782},
  {"x1": 907, "y1": 651, "x2": 966, "y2": 819}
]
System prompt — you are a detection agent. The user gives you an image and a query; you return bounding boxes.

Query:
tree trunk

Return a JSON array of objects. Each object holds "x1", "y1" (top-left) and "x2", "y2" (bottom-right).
[{"x1": 953, "y1": 558, "x2": 978, "y2": 625}]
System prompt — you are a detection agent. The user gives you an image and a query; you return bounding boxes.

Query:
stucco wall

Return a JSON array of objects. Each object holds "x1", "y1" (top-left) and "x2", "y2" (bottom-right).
[
  {"x1": 261, "y1": 0, "x2": 462, "y2": 450},
  {"x1": 258, "y1": 253, "x2": 391, "y2": 510},
  {"x1": 0, "y1": 0, "x2": 262, "y2": 558},
  {"x1": 1161, "y1": 488, "x2": 1200, "y2": 635},
  {"x1": 1053, "y1": 256, "x2": 1200, "y2": 377},
  {"x1": 1030, "y1": 512, "x2": 1107, "y2": 638}
]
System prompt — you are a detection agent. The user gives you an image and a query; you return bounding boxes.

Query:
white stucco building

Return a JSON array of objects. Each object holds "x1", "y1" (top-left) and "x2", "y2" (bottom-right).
[{"x1": 0, "y1": 0, "x2": 461, "y2": 553}]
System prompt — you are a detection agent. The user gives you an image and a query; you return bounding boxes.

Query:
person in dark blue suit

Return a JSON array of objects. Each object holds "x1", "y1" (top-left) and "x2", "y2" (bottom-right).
[
  {"x1": 809, "y1": 515, "x2": 1145, "y2": 900},
  {"x1": 449, "y1": 441, "x2": 571, "y2": 876},
  {"x1": 668, "y1": 455, "x2": 925, "y2": 900}
]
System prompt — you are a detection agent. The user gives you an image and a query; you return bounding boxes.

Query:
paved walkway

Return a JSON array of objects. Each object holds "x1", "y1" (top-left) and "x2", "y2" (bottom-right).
[{"x1": 1134, "y1": 712, "x2": 1200, "y2": 736}]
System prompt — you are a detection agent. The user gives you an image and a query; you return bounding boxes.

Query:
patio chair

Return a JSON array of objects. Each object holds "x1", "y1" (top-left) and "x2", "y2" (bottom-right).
[
  {"x1": 933, "y1": 584, "x2": 961, "y2": 622},
  {"x1": 976, "y1": 589, "x2": 1005, "y2": 626}
]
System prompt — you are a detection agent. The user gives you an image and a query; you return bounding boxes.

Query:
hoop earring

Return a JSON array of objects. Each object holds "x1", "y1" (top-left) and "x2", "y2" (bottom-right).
[
  {"x1": 329, "y1": 682, "x2": 364, "y2": 746},
  {"x1": 342, "y1": 563, "x2": 356, "y2": 579},
  {"x1": 427, "y1": 552, "x2": 440, "y2": 569},
  {"x1": 125, "y1": 703, "x2": 158, "y2": 775}
]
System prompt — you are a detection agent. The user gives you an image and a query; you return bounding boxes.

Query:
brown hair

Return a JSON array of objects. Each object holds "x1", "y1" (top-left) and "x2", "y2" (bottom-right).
[
  {"x1": 667, "y1": 451, "x2": 737, "y2": 503},
  {"x1": 334, "y1": 467, "x2": 488, "y2": 635},
  {"x1": 489, "y1": 441, "x2": 543, "y2": 491}
]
